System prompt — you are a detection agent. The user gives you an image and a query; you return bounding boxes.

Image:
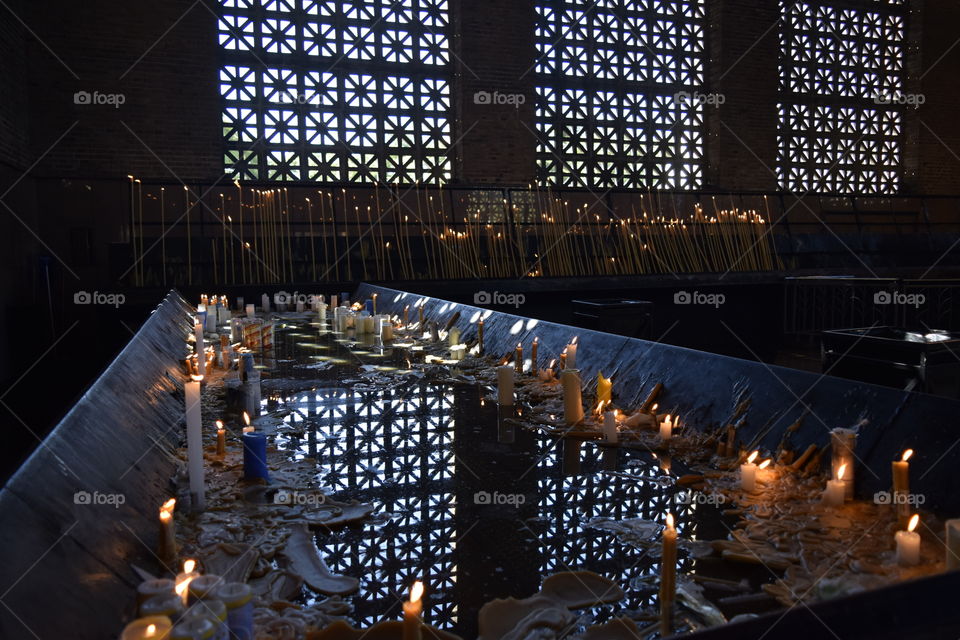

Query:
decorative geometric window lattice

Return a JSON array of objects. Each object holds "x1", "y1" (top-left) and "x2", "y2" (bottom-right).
[
  {"x1": 534, "y1": 0, "x2": 707, "y2": 190},
  {"x1": 282, "y1": 386, "x2": 458, "y2": 629},
  {"x1": 777, "y1": 0, "x2": 908, "y2": 194},
  {"x1": 218, "y1": 0, "x2": 452, "y2": 184}
]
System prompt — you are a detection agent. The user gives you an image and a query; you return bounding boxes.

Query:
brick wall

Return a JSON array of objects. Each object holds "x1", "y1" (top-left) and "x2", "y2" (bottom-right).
[
  {"x1": 451, "y1": 0, "x2": 537, "y2": 186},
  {"x1": 25, "y1": 0, "x2": 222, "y2": 182}
]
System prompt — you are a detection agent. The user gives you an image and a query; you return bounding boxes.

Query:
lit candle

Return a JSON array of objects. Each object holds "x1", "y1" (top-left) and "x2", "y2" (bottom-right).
[
  {"x1": 561, "y1": 369, "x2": 584, "y2": 426},
  {"x1": 372, "y1": 293, "x2": 378, "y2": 315},
  {"x1": 514, "y1": 342, "x2": 523, "y2": 373},
  {"x1": 497, "y1": 365, "x2": 514, "y2": 406},
  {"x1": 559, "y1": 348, "x2": 567, "y2": 370},
  {"x1": 539, "y1": 359, "x2": 555, "y2": 382},
  {"x1": 740, "y1": 450, "x2": 759, "y2": 492},
  {"x1": 659, "y1": 513, "x2": 677, "y2": 636},
  {"x1": 185, "y1": 374, "x2": 205, "y2": 511},
  {"x1": 895, "y1": 513, "x2": 921, "y2": 566},
  {"x1": 531, "y1": 337, "x2": 539, "y2": 374},
  {"x1": 402, "y1": 581, "x2": 424, "y2": 640},
  {"x1": 194, "y1": 322, "x2": 205, "y2": 375},
  {"x1": 216, "y1": 421, "x2": 226, "y2": 457},
  {"x1": 158, "y1": 498, "x2": 177, "y2": 567},
  {"x1": 946, "y1": 519, "x2": 960, "y2": 570},
  {"x1": 120, "y1": 617, "x2": 173, "y2": 640},
  {"x1": 597, "y1": 372, "x2": 612, "y2": 406},
  {"x1": 175, "y1": 560, "x2": 199, "y2": 607},
  {"x1": 892, "y1": 449, "x2": 913, "y2": 528},
  {"x1": 659, "y1": 414, "x2": 673, "y2": 441},
  {"x1": 566, "y1": 337, "x2": 579, "y2": 368},
  {"x1": 603, "y1": 410, "x2": 618, "y2": 443},
  {"x1": 403, "y1": 304, "x2": 410, "y2": 327},
  {"x1": 822, "y1": 463, "x2": 847, "y2": 507},
  {"x1": 831, "y1": 427, "x2": 857, "y2": 500},
  {"x1": 478, "y1": 318, "x2": 484, "y2": 352}
]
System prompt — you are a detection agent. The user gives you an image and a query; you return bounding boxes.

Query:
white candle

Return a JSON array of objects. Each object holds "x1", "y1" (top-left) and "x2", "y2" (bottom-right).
[
  {"x1": 822, "y1": 463, "x2": 846, "y2": 507},
  {"x1": 566, "y1": 338, "x2": 578, "y2": 369},
  {"x1": 561, "y1": 369, "x2": 584, "y2": 426},
  {"x1": 603, "y1": 411, "x2": 618, "y2": 443},
  {"x1": 740, "y1": 450, "x2": 759, "y2": 492},
  {"x1": 261, "y1": 293, "x2": 270, "y2": 312},
  {"x1": 659, "y1": 414, "x2": 673, "y2": 441},
  {"x1": 449, "y1": 327, "x2": 461, "y2": 346},
  {"x1": 194, "y1": 322, "x2": 205, "y2": 375},
  {"x1": 946, "y1": 519, "x2": 960, "y2": 570},
  {"x1": 245, "y1": 304, "x2": 255, "y2": 318},
  {"x1": 895, "y1": 514, "x2": 921, "y2": 566},
  {"x1": 497, "y1": 365, "x2": 514, "y2": 406},
  {"x1": 185, "y1": 375, "x2": 205, "y2": 511}
]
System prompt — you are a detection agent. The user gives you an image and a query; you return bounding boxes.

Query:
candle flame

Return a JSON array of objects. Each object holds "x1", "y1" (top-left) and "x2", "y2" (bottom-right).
[
  {"x1": 908, "y1": 513, "x2": 919, "y2": 532},
  {"x1": 161, "y1": 498, "x2": 176, "y2": 513},
  {"x1": 215, "y1": 420, "x2": 223, "y2": 429},
  {"x1": 651, "y1": 403, "x2": 658, "y2": 412},
  {"x1": 902, "y1": 449, "x2": 913, "y2": 462},
  {"x1": 146, "y1": 624, "x2": 156, "y2": 636},
  {"x1": 837, "y1": 463, "x2": 847, "y2": 481},
  {"x1": 759, "y1": 459, "x2": 771, "y2": 469},
  {"x1": 571, "y1": 336, "x2": 579, "y2": 345},
  {"x1": 190, "y1": 374, "x2": 203, "y2": 382},
  {"x1": 183, "y1": 559, "x2": 196, "y2": 573},
  {"x1": 243, "y1": 411, "x2": 250, "y2": 426},
  {"x1": 410, "y1": 580, "x2": 424, "y2": 603},
  {"x1": 549, "y1": 359, "x2": 556, "y2": 368},
  {"x1": 747, "y1": 450, "x2": 759, "y2": 464},
  {"x1": 665, "y1": 513, "x2": 674, "y2": 530}
]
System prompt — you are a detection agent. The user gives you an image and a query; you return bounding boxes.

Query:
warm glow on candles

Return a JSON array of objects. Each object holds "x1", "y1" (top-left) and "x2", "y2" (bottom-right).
[
  {"x1": 190, "y1": 373, "x2": 203, "y2": 382},
  {"x1": 908, "y1": 513, "x2": 919, "y2": 532},
  {"x1": 666, "y1": 513, "x2": 674, "y2": 530},
  {"x1": 902, "y1": 449, "x2": 913, "y2": 462},
  {"x1": 146, "y1": 625, "x2": 156, "y2": 637},
  {"x1": 759, "y1": 459, "x2": 771, "y2": 469},
  {"x1": 410, "y1": 580, "x2": 424, "y2": 603},
  {"x1": 837, "y1": 463, "x2": 847, "y2": 481},
  {"x1": 747, "y1": 450, "x2": 759, "y2": 464}
]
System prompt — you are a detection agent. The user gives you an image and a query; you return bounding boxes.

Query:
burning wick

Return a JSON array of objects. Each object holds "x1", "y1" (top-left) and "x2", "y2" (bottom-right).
[
  {"x1": 242, "y1": 411, "x2": 253, "y2": 434},
  {"x1": 403, "y1": 580, "x2": 424, "y2": 640}
]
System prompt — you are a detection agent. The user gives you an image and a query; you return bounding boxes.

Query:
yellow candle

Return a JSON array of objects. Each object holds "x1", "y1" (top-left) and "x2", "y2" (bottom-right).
[
  {"x1": 531, "y1": 337, "x2": 539, "y2": 374},
  {"x1": 892, "y1": 449, "x2": 912, "y2": 528},
  {"x1": 597, "y1": 372, "x2": 612, "y2": 406},
  {"x1": 514, "y1": 342, "x2": 523, "y2": 373},
  {"x1": 120, "y1": 616, "x2": 173, "y2": 640},
  {"x1": 174, "y1": 559, "x2": 198, "y2": 607},
  {"x1": 478, "y1": 318, "x2": 484, "y2": 352},
  {"x1": 659, "y1": 514, "x2": 677, "y2": 636},
  {"x1": 402, "y1": 581, "x2": 424, "y2": 640},
  {"x1": 158, "y1": 498, "x2": 177, "y2": 567}
]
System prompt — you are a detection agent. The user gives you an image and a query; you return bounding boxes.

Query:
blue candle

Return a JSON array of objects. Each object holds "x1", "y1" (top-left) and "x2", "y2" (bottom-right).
[
  {"x1": 242, "y1": 432, "x2": 269, "y2": 481},
  {"x1": 364, "y1": 299, "x2": 374, "y2": 314}
]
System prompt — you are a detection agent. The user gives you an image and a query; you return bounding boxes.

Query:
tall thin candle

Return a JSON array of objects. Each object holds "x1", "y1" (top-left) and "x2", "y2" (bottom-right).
[{"x1": 185, "y1": 374, "x2": 205, "y2": 511}]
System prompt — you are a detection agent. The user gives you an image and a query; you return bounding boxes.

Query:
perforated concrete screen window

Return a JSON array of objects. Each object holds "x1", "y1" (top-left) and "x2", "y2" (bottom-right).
[
  {"x1": 777, "y1": 0, "x2": 908, "y2": 194},
  {"x1": 534, "y1": 0, "x2": 707, "y2": 189},
  {"x1": 217, "y1": 0, "x2": 452, "y2": 183}
]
